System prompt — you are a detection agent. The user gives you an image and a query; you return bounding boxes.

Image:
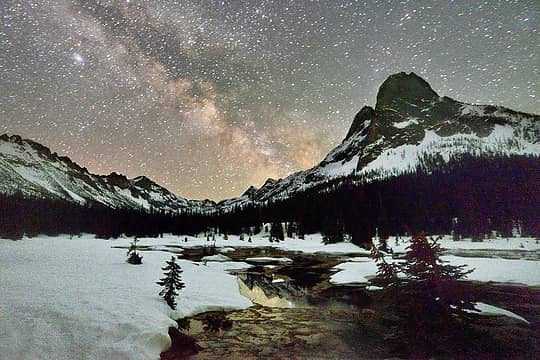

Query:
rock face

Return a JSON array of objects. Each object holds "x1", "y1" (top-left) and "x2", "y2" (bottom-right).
[
  {"x1": 375, "y1": 71, "x2": 439, "y2": 111},
  {"x1": 1, "y1": 72, "x2": 539, "y2": 213},
  {"x1": 0, "y1": 134, "x2": 214, "y2": 212}
]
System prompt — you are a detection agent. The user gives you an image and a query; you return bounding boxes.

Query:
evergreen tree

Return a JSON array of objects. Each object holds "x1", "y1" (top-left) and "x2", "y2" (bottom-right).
[
  {"x1": 378, "y1": 234, "x2": 390, "y2": 253},
  {"x1": 286, "y1": 222, "x2": 294, "y2": 238},
  {"x1": 321, "y1": 218, "x2": 344, "y2": 244},
  {"x1": 371, "y1": 233, "x2": 475, "y2": 355},
  {"x1": 126, "y1": 238, "x2": 143, "y2": 265},
  {"x1": 157, "y1": 256, "x2": 185, "y2": 310},
  {"x1": 270, "y1": 221, "x2": 284, "y2": 241},
  {"x1": 370, "y1": 244, "x2": 398, "y2": 288}
]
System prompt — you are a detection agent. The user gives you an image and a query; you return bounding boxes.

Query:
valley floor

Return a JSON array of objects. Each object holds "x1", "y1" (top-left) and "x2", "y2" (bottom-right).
[{"x1": 0, "y1": 233, "x2": 538, "y2": 359}]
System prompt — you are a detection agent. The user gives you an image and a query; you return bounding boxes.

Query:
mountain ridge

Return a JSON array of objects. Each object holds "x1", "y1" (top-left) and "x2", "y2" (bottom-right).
[
  {"x1": 229, "y1": 73, "x2": 539, "y2": 209},
  {"x1": 1, "y1": 72, "x2": 539, "y2": 212},
  {"x1": 0, "y1": 134, "x2": 215, "y2": 212}
]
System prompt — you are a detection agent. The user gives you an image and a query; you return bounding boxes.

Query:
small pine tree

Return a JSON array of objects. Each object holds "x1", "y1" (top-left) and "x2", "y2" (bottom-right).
[
  {"x1": 157, "y1": 256, "x2": 185, "y2": 310},
  {"x1": 378, "y1": 235, "x2": 390, "y2": 253},
  {"x1": 370, "y1": 245, "x2": 399, "y2": 289},
  {"x1": 127, "y1": 238, "x2": 143, "y2": 265}
]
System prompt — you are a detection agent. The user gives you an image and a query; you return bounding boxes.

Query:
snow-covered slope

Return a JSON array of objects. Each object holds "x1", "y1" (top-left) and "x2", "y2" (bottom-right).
[
  {"x1": 218, "y1": 72, "x2": 540, "y2": 210},
  {"x1": 0, "y1": 135, "x2": 214, "y2": 212}
]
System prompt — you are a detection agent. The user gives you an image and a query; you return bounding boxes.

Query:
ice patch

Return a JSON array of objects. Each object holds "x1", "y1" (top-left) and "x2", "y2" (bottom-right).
[
  {"x1": 470, "y1": 302, "x2": 529, "y2": 323},
  {"x1": 201, "y1": 254, "x2": 233, "y2": 262}
]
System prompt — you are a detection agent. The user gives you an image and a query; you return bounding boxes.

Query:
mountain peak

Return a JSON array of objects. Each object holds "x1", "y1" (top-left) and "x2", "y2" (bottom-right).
[
  {"x1": 131, "y1": 176, "x2": 156, "y2": 190},
  {"x1": 345, "y1": 106, "x2": 375, "y2": 140},
  {"x1": 242, "y1": 185, "x2": 258, "y2": 197},
  {"x1": 0, "y1": 134, "x2": 24, "y2": 144},
  {"x1": 376, "y1": 72, "x2": 438, "y2": 111}
]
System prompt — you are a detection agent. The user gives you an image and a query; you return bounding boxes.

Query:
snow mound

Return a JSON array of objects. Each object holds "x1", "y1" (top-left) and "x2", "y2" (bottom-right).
[{"x1": 201, "y1": 254, "x2": 233, "y2": 262}]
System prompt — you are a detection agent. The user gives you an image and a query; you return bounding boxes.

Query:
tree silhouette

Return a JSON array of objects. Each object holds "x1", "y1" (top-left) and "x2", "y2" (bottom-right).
[
  {"x1": 126, "y1": 238, "x2": 143, "y2": 265},
  {"x1": 371, "y1": 233, "x2": 476, "y2": 356},
  {"x1": 157, "y1": 256, "x2": 185, "y2": 310},
  {"x1": 370, "y1": 244, "x2": 398, "y2": 288}
]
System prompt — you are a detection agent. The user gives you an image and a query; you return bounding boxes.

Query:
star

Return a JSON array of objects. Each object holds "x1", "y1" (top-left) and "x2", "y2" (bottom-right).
[
  {"x1": 72, "y1": 52, "x2": 84, "y2": 65},
  {"x1": 0, "y1": 0, "x2": 537, "y2": 200}
]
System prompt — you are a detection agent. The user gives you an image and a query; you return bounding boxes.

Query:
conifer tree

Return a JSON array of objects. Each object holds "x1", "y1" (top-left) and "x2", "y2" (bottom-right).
[
  {"x1": 270, "y1": 221, "x2": 284, "y2": 241},
  {"x1": 321, "y1": 218, "x2": 344, "y2": 244},
  {"x1": 157, "y1": 256, "x2": 185, "y2": 310},
  {"x1": 286, "y1": 222, "x2": 294, "y2": 238},
  {"x1": 126, "y1": 238, "x2": 143, "y2": 265},
  {"x1": 400, "y1": 234, "x2": 475, "y2": 353},
  {"x1": 370, "y1": 233, "x2": 475, "y2": 354},
  {"x1": 370, "y1": 245, "x2": 398, "y2": 288}
]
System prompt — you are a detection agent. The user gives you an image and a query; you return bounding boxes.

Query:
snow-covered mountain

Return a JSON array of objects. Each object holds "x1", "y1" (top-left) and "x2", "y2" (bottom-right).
[
  {"x1": 1, "y1": 72, "x2": 538, "y2": 213},
  {"x1": 0, "y1": 134, "x2": 214, "y2": 212},
  {"x1": 217, "y1": 72, "x2": 539, "y2": 210}
]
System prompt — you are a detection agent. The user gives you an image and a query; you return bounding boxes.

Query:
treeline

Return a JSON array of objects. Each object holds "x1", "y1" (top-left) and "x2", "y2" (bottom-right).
[
  {"x1": 1, "y1": 155, "x2": 538, "y2": 245},
  {"x1": 211, "y1": 155, "x2": 540, "y2": 246},
  {"x1": 0, "y1": 194, "x2": 210, "y2": 240}
]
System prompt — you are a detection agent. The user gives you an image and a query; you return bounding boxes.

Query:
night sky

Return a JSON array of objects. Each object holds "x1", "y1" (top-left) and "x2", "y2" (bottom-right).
[{"x1": 1, "y1": 1, "x2": 538, "y2": 200}]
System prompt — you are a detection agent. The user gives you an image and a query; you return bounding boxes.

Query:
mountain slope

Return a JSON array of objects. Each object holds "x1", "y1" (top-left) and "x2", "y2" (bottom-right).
[
  {"x1": 0, "y1": 134, "x2": 214, "y2": 212},
  {"x1": 218, "y1": 72, "x2": 539, "y2": 210}
]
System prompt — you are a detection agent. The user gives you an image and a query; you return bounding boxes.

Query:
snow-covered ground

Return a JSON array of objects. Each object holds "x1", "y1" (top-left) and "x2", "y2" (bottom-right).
[
  {"x1": 377, "y1": 235, "x2": 540, "y2": 253},
  {"x1": 127, "y1": 233, "x2": 369, "y2": 255},
  {"x1": 131, "y1": 233, "x2": 539, "y2": 254},
  {"x1": 330, "y1": 255, "x2": 540, "y2": 286},
  {"x1": 1, "y1": 233, "x2": 538, "y2": 359},
  {"x1": 0, "y1": 235, "x2": 251, "y2": 360}
]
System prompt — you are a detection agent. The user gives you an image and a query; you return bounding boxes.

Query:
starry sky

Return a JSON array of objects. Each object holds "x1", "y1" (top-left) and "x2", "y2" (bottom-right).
[{"x1": 1, "y1": 0, "x2": 538, "y2": 200}]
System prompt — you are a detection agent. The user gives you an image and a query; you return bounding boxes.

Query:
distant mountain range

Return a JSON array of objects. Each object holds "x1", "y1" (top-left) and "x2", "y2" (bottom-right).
[
  {"x1": 1, "y1": 72, "x2": 539, "y2": 213},
  {"x1": 0, "y1": 134, "x2": 213, "y2": 212}
]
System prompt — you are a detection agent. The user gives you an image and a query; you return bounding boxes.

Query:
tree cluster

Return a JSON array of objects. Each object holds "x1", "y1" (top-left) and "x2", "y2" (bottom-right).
[{"x1": 370, "y1": 233, "x2": 476, "y2": 356}]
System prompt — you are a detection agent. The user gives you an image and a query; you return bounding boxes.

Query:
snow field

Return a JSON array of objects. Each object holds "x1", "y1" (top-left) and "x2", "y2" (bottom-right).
[
  {"x1": 0, "y1": 235, "x2": 251, "y2": 360},
  {"x1": 1, "y1": 233, "x2": 537, "y2": 359},
  {"x1": 378, "y1": 235, "x2": 540, "y2": 253}
]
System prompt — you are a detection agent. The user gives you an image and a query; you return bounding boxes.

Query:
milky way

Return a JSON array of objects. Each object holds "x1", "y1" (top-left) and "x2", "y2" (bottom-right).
[{"x1": 1, "y1": 0, "x2": 538, "y2": 200}]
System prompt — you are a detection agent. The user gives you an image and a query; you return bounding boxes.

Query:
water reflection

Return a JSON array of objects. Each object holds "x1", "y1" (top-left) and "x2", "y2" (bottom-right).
[{"x1": 236, "y1": 272, "x2": 304, "y2": 308}]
